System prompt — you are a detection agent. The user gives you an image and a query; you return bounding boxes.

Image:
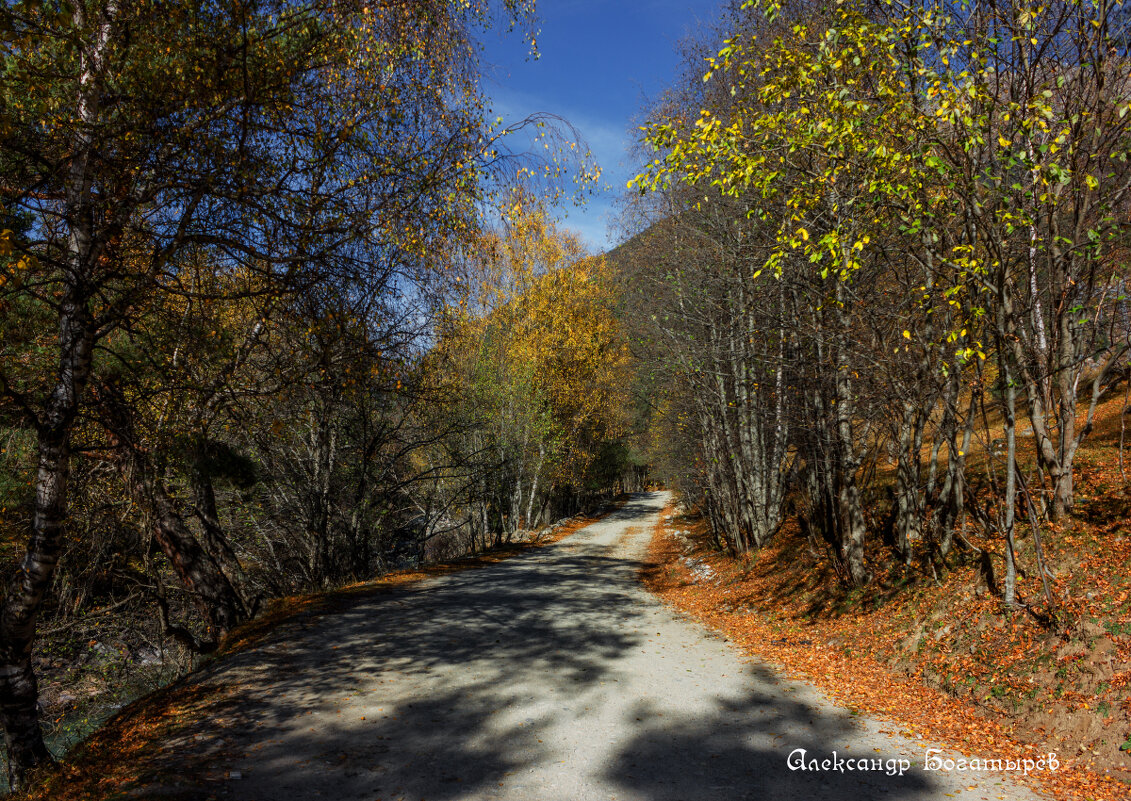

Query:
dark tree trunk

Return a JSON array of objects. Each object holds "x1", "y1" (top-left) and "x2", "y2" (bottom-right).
[
  {"x1": 0, "y1": 288, "x2": 96, "y2": 786},
  {"x1": 133, "y1": 453, "x2": 247, "y2": 641},
  {"x1": 191, "y1": 456, "x2": 247, "y2": 597},
  {"x1": 100, "y1": 390, "x2": 247, "y2": 644},
  {"x1": 0, "y1": 433, "x2": 67, "y2": 787}
]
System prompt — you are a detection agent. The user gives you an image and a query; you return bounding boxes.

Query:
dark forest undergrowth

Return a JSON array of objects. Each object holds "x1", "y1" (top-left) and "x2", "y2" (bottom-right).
[{"x1": 13, "y1": 503, "x2": 622, "y2": 800}]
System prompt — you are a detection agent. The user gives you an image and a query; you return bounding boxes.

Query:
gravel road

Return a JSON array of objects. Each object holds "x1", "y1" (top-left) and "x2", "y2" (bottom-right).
[{"x1": 175, "y1": 491, "x2": 1044, "y2": 801}]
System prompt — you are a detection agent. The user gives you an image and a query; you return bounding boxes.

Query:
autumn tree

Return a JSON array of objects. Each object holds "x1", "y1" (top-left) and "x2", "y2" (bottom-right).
[
  {"x1": 628, "y1": 0, "x2": 1130, "y2": 605},
  {"x1": 914, "y1": 0, "x2": 1131, "y2": 524},
  {"x1": 436, "y1": 197, "x2": 631, "y2": 542},
  {"x1": 0, "y1": 0, "x2": 540, "y2": 782}
]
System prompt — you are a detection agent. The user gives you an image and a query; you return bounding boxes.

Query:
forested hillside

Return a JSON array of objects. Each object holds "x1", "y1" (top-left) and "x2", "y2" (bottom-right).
[{"x1": 621, "y1": 0, "x2": 1130, "y2": 598}]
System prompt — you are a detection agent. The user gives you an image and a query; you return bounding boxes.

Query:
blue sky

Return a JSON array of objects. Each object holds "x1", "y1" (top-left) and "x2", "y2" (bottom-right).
[{"x1": 482, "y1": 1, "x2": 726, "y2": 253}]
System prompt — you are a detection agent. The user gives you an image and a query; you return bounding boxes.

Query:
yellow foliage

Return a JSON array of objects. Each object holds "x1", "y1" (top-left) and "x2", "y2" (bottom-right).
[{"x1": 438, "y1": 197, "x2": 631, "y2": 488}]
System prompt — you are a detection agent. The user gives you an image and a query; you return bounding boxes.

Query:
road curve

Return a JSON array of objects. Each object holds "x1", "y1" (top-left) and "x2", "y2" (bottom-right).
[{"x1": 162, "y1": 491, "x2": 1043, "y2": 800}]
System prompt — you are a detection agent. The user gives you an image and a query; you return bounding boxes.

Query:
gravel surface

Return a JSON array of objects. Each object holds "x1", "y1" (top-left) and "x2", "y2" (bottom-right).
[{"x1": 171, "y1": 491, "x2": 1046, "y2": 800}]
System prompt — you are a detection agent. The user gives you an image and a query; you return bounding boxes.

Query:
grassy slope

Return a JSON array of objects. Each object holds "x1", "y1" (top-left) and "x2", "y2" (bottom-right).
[{"x1": 643, "y1": 392, "x2": 1131, "y2": 801}]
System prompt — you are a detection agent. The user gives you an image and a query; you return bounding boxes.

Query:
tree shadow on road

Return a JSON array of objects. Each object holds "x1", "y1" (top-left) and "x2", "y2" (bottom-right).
[
  {"x1": 604, "y1": 662, "x2": 936, "y2": 801},
  {"x1": 43, "y1": 493, "x2": 948, "y2": 800}
]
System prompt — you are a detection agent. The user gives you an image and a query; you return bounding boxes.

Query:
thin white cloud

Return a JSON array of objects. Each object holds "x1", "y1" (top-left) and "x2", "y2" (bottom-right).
[{"x1": 488, "y1": 87, "x2": 643, "y2": 252}]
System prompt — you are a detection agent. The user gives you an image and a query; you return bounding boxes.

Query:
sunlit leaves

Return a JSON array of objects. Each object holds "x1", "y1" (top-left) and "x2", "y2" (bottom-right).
[{"x1": 440, "y1": 198, "x2": 629, "y2": 499}]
